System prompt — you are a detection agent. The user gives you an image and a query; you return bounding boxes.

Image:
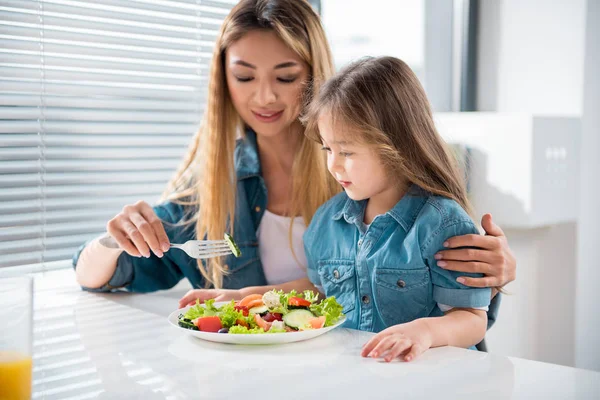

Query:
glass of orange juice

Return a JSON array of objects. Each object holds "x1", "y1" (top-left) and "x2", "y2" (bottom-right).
[{"x1": 0, "y1": 276, "x2": 33, "y2": 400}]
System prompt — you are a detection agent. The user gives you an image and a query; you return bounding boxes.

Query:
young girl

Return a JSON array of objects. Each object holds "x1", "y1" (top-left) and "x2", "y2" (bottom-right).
[{"x1": 302, "y1": 56, "x2": 490, "y2": 362}]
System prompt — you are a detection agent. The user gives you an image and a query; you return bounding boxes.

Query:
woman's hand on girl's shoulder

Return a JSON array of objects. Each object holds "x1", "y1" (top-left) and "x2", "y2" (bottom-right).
[
  {"x1": 361, "y1": 320, "x2": 433, "y2": 363},
  {"x1": 178, "y1": 289, "x2": 243, "y2": 308},
  {"x1": 434, "y1": 214, "x2": 516, "y2": 289},
  {"x1": 106, "y1": 200, "x2": 170, "y2": 259}
]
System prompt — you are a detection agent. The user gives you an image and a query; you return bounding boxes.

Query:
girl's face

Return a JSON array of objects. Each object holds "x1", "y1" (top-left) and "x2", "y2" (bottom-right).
[
  {"x1": 225, "y1": 30, "x2": 310, "y2": 139},
  {"x1": 318, "y1": 116, "x2": 396, "y2": 203}
]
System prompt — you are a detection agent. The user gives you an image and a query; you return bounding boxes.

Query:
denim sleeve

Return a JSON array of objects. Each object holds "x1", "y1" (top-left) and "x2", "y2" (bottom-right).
[
  {"x1": 422, "y1": 220, "x2": 491, "y2": 308},
  {"x1": 72, "y1": 201, "x2": 187, "y2": 293},
  {"x1": 303, "y1": 221, "x2": 322, "y2": 290}
]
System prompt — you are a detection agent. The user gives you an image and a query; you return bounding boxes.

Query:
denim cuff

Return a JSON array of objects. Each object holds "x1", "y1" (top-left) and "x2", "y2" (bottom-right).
[{"x1": 433, "y1": 286, "x2": 491, "y2": 308}]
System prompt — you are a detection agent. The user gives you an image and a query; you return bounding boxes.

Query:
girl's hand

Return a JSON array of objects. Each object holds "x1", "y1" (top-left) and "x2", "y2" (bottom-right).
[
  {"x1": 361, "y1": 320, "x2": 433, "y2": 362},
  {"x1": 106, "y1": 200, "x2": 170, "y2": 258},
  {"x1": 178, "y1": 289, "x2": 243, "y2": 308},
  {"x1": 434, "y1": 214, "x2": 516, "y2": 289}
]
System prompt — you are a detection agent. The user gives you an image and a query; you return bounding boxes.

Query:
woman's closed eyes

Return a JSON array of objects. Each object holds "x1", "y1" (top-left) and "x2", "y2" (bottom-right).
[{"x1": 233, "y1": 75, "x2": 298, "y2": 83}]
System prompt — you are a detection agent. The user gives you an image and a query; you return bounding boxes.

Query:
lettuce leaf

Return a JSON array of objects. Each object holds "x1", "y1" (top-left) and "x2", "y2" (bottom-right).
[
  {"x1": 228, "y1": 325, "x2": 266, "y2": 334},
  {"x1": 274, "y1": 289, "x2": 299, "y2": 305},
  {"x1": 303, "y1": 290, "x2": 320, "y2": 304},
  {"x1": 310, "y1": 296, "x2": 344, "y2": 326},
  {"x1": 218, "y1": 300, "x2": 245, "y2": 328},
  {"x1": 202, "y1": 299, "x2": 219, "y2": 316},
  {"x1": 183, "y1": 299, "x2": 206, "y2": 320},
  {"x1": 182, "y1": 298, "x2": 220, "y2": 320}
]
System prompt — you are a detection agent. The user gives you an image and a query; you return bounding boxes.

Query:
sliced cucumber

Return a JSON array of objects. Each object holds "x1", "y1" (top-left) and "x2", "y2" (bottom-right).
[
  {"x1": 224, "y1": 232, "x2": 241, "y2": 258},
  {"x1": 178, "y1": 319, "x2": 199, "y2": 330},
  {"x1": 248, "y1": 305, "x2": 269, "y2": 315},
  {"x1": 282, "y1": 309, "x2": 316, "y2": 329}
]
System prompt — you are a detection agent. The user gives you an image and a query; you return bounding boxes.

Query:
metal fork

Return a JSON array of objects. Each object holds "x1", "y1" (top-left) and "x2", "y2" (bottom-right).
[
  {"x1": 99, "y1": 235, "x2": 233, "y2": 259},
  {"x1": 169, "y1": 240, "x2": 232, "y2": 259}
]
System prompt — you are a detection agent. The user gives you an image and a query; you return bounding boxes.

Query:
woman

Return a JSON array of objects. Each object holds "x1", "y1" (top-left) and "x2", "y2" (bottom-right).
[{"x1": 74, "y1": 0, "x2": 515, "y2": 326}]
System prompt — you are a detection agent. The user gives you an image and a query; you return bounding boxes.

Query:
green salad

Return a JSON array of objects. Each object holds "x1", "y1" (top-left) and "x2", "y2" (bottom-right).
[{"x1": 177, "y1": 289, "x2": 345, "y2": 334}]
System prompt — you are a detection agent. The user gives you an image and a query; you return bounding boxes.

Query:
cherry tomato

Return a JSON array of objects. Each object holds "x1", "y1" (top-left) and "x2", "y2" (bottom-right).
[
  {"x1": 234, "y1": 305, "x2": 249, "y2": 316},
  {"x1": 288, "y1": 297, "x2": 311, "y2": 308},
  {"x1": 195, "y1": 316, "x2": 222, "y2": 332}
]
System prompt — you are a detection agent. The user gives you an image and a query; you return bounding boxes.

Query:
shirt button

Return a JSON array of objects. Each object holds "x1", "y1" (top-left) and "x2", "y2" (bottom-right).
[
  {"x1": 255, "y1": 206, "x2": 261, "y2": 212},
  {"x1": 397, "y1": 279, "x2": 406, "y2": 288},
  {"x1": 358, "y1": 239, "x2": 363, "y2": 247},
  {"x1": 362, "y1": 295, "x2": 370, "y2": 304},
  {"x1": 333, "y1": 269, "x2": 340, "y2": 279},
  {"x1": 223, "y1": 264, "x2": 229, "y2": 271}
]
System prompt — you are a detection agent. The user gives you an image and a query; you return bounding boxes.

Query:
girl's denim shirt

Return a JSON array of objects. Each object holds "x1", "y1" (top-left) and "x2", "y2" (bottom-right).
[
  {"x1": 72, "y1": 129, "x2": 271, "y2": 292},
  {"x1": 304, "y1": 187, "x2": 499, "y2": 333}
]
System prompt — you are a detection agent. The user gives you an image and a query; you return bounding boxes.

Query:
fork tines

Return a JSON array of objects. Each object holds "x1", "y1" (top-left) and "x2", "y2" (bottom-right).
[{"x1": 196, "y1": 242, "x2": 232, "y2": 258}]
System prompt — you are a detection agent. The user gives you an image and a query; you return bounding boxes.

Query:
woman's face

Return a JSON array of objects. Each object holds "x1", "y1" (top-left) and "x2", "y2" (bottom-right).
[{"x1": 225, "y1": 30, "x2": 310, "y2": 139}]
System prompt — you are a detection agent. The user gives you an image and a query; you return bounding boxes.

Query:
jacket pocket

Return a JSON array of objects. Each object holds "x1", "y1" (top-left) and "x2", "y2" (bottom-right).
[
  {"x1": 374, "y1": 267, "x2": 432, "y2": 326},
  {"x1": 318, "y1": 259, "x2": 356, "y2": 315}
]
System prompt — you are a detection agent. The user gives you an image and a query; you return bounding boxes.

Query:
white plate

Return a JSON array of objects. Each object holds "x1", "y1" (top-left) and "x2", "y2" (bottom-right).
[{"x1": 167, "y1": 302, "x2": 346, "y2": 345}]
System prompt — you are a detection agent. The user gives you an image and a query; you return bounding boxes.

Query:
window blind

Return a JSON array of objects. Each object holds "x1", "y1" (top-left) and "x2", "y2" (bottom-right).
[{"x1": 0, "y1": 0, "x2": 236, "y2": 272}]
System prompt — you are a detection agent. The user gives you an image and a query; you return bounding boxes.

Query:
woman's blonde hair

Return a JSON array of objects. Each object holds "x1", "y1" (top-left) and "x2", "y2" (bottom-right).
[
  {"x1": 162, "y1": 0, "x2": 339, "y2": 288},
  {"x1": 304, "y1": 56, "x2": 474, "y2": 218}
]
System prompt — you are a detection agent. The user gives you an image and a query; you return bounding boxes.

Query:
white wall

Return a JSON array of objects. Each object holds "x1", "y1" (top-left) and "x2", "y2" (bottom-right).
[
  {"x1": 477, "y1": 0, "x2": 586, "y2": 115},
  {"x1": 575, "y1": 0, "x2": 600, "y2": 371},
  {"x1": 476, "y1": 0, "x2": 590, "y2": 368}
]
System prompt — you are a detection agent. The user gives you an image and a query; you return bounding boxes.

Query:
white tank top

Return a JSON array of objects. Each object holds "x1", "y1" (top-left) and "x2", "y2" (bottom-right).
[{"x1": 257, "y1": 210, "x2": 308, "y2": 285}]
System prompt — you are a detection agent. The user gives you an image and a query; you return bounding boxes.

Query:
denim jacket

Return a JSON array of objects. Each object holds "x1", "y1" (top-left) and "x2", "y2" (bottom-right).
[
  {"x1": 73, "y1": 130, "x2": 270, "y2": 292},
  {"x1": 304, "y1": 187, "x2": 496, "y2": 333}
]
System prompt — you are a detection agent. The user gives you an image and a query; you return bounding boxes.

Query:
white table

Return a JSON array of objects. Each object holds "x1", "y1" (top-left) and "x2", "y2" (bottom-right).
[{"x1": 31, "y1": 270, "x2": 600, "y2": 400}]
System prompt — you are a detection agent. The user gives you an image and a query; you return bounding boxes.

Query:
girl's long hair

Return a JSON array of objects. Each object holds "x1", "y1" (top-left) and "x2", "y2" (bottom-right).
[
  {"x1": 304, "y1": 56, "x2": 474, "y2": 218},
  {"x1": 162, "y1": 0, "x2": 339, "y2": 288}
]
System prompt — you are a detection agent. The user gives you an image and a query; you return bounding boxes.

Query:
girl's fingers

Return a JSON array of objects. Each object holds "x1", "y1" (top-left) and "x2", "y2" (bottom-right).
[
  {"x1": 361, "y1": 335, "x2": 383, "y2": 357},
  {"x1": 384, "y1": 339, "x2": 413, "y2": 362},
  {"x1": 130, "y1": 212, "x2": 163, "y2": 258},
  {"x1": 368, "y1": 336, "x2": 396, "y2": 359},
  {"x1": 178, "y1": 290, "x2": 202, "y2": 307},
  {"x1": 106, "y1": 228, "x2": 140, "y2": 257},
  {"x1": 443, "y1": 234, "x2": 499, "y2": 251},
  {"x1": 179, "y1": 290, "x2": 220, "y2": 308},
  {"x1": 435, "y1": 248, "x2": 496, "y2": 264},
  {"x1": 437, "y1": 261, "x2": 493, "y2": 275},
  {"x1": 121, "y1": 220, "x2": 151, "y2": 258},
  {"x1": 403, "y1": 343, "x2": 426, "y2": 362},
  {"x1": 139, "y1": 205, "x2": 170, "y2": 253}
]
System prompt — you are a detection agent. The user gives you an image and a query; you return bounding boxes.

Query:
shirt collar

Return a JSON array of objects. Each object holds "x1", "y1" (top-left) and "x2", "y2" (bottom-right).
[
  {"x1": 332, "y1": 184, "x2": 429, "y2": 232},
  {"x1": 332, "y1": 197, "x2": 367, "y2": 225},
  {"x1": 235, "y1": 128, "x2": 262, "y2": 180}
]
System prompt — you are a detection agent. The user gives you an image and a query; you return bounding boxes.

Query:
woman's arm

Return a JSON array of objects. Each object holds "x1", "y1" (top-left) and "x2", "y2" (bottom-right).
[
  {"x1": 435, "y1": 214, "x2": 516, "y2": 294},
  {"x1": 178, "y1": 277, "x2": 320, "y2": 308},
  {"x1": 361, "y1": 309, "x2": 487, "y2": 362},
  {"x1": 75, "y1": 235, "x2": 123, "y2": 289},
  {"x1": 75, "y1": 201, "x2": 175, "y2": 291}
]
